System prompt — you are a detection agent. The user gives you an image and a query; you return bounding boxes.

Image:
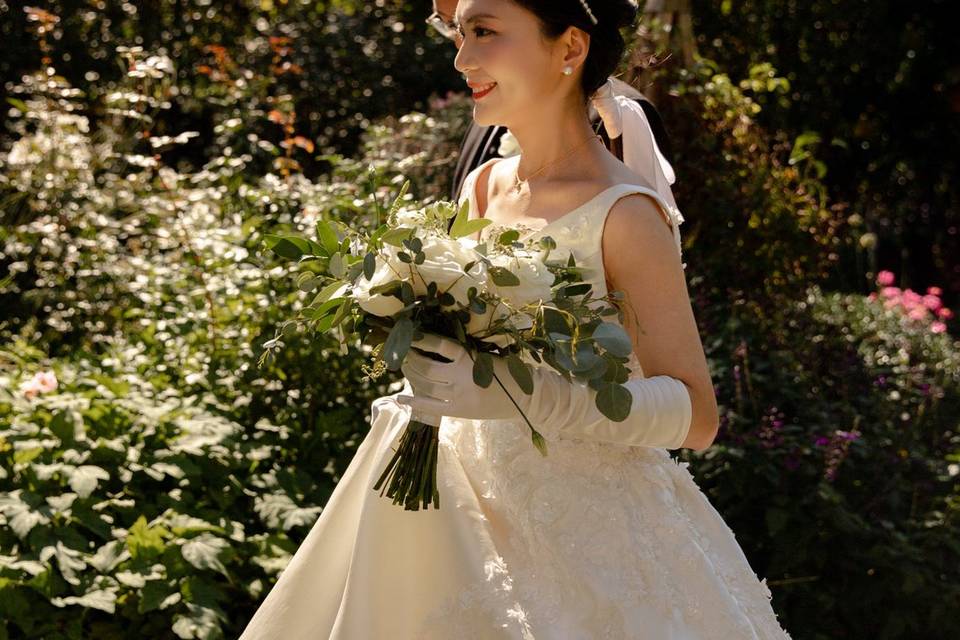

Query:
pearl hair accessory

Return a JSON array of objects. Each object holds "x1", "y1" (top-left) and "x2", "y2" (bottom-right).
[{"x1": 579, "y1": 0, "x2": 598, "y2": 25}]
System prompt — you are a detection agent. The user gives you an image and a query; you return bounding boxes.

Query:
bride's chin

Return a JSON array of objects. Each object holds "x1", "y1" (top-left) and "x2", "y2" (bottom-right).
[
  {"x1": 473, "y1": 113, "x2": 498, "y2": 128},
  {"x1": 473, "y1": 108, "x2": 507, "y2": 129}
]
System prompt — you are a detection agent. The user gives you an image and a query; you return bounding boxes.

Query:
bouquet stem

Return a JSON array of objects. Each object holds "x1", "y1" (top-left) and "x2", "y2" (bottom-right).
[{"x1": 373, "y1": 414, "x2": 442, "y2": 511}]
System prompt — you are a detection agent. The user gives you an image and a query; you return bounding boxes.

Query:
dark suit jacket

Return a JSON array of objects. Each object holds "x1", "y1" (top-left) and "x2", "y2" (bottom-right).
[{"x1": 450, "y1": 90, "x2": 673, "y2": 203}]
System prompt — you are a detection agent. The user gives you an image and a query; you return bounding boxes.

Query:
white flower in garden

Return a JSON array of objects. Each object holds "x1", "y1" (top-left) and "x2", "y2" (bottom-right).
[
  {"x1": 129, "y1": 54, "x2": 175, "y2": 79},
  {"x1": 19, "y1": 370, "x2": 58, "y2": 400},
  {"x1": 35, "y1": 370, "x2": 58, "y2": 393}
]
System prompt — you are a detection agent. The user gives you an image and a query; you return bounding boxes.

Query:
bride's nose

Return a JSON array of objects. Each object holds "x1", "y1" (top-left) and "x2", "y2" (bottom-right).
[{"x1": 453, "y1": 38, "x2": 474, "y2": 76}]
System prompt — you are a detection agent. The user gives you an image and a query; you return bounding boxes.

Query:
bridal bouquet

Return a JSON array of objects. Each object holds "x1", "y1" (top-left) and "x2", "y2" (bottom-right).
[{"x1": 264, "y1": 180, "x2": 637, "y2": 511}]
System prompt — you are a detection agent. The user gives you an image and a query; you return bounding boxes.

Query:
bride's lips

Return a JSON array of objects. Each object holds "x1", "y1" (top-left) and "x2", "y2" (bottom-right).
[{"x1": 469, "y1": 82, "x2": 497, "y2": 100}]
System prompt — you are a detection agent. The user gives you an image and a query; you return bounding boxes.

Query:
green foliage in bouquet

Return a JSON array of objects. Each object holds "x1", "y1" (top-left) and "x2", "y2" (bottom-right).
[
  {"x1": 264, "y1": 180, "x2": 640, "y2": 509},
  {"x1": 265, "y1": 182, "x2": 640, "y2": 423}
]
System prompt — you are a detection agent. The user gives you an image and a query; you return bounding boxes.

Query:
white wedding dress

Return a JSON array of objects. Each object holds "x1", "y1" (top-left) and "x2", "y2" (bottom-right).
[{"x1": 240, "y1": 156, "x2": 793, "y2": 639}]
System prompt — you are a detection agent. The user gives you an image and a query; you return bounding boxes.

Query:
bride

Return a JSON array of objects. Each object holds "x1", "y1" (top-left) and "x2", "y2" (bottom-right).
[{"x1": 240, "y1": 0, "x2": 793, "y2": 638}]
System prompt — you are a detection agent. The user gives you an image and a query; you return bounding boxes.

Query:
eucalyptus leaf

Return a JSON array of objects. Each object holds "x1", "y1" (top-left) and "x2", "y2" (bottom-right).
[
  {"x1": 498, "y1": 229, "x2": 520, "y2": 244},
  {"x1": 506, "y1": 355, "x2": 534, "y2": 394},
  {"x1": 329, "y1": 252, "x2": 344, "y2": 278},
  {"x1": 473, "y1": 351, "x2": 494, "y2": 388},
  {"x1": 571, "y1": 343, "x2": 601, "y2": 373},
  {"x1": 595, "y1": 382, "x2": 632, "y2": 421},
  {"x1": 489, "y1": 266, "x2": 520, "y2": 287},
  {"x1": 381, "y1": 226, "x2": 415, "y2": 247},
  {"x1": 363, "y1": 252, "x2": 376, "y2": 280},
  {"x1": 383, "y1": 317, "x2": 414, "y2": 371},
  {"x1": 593, "y1": 322, "x2": 633, "y2": 357},
  {"x1": 312, "y1": 281, "x2": 348, "y2": 306}
]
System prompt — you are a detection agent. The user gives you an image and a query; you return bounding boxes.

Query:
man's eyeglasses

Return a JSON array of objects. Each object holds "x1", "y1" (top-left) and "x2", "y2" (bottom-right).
[{"x1": 425, "y1": 11, "x2": 461, "y2": 43}]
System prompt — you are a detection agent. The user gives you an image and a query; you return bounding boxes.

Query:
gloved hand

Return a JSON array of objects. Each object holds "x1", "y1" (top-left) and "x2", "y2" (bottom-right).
[
  {"x1": 398, "y1": 333, "x2": 693, "y2": 450},
  {"x1": 398, "y1": 333, "x2": 535, "y2": 421}
]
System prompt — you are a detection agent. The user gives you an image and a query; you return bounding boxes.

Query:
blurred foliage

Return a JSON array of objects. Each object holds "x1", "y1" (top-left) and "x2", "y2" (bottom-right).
[
  {"x1": 0, "y1": 0, "x2": 460, "y2": 177},
  {"x1": 652, "y1": 57, "x2": 845, "y2": 305},
  {"x1": 691, "y1": 0, "x2": 960, "y2": 303}
]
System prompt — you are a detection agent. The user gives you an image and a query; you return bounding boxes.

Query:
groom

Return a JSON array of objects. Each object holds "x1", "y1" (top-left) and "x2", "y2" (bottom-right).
[{"x1": 426, "y1": 0, "x2": 674, "y2": 202}]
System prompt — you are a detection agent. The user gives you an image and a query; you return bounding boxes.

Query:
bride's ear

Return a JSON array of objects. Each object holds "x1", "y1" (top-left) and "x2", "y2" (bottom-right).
[{"x1": 557, "y1": 26, "x2": 590, "y2": 75}]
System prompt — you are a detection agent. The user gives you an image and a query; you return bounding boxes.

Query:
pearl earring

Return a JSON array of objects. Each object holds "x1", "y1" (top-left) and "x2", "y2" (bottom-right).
[{"x1": 562, "y1": 66, "x2": 573, "y2": 76}]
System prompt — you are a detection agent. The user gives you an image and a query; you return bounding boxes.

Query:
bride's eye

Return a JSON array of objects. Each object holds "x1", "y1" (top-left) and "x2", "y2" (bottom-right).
[{"x1": 473, "y1": 26, "x2": 495, "y2": 38}]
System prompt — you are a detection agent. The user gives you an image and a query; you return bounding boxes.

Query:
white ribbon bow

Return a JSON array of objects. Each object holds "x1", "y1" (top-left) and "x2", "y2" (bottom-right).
[{"x1": 588, "y1": 79, "x2": 686, "y2": 258}]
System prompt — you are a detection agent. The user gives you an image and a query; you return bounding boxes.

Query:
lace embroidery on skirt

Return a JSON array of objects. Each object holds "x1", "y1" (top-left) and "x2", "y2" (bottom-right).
[{"x1": 426, "y1": 417, "x2": 792, "y2": 639}]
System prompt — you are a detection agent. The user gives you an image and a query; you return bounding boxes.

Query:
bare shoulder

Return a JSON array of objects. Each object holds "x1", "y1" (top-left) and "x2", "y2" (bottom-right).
[{"x1": 602, "y1": 192, "x2": 677, "y2": 268}]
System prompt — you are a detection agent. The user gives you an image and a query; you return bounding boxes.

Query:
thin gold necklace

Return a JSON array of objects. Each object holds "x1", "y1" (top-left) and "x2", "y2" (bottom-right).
[{"x1": 513, "y1": 134, "x2": 603, "y2": 194}]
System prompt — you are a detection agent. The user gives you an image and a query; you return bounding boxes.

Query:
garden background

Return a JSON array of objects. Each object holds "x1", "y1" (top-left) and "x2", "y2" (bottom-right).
[{"x1": 0, "y1": 0, "x2": 958, "y2": 638}]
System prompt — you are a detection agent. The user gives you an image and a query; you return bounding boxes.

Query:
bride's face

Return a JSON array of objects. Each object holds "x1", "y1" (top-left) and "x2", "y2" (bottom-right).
[{"x1": 453, "y1": 0, "x2": 573, "y2": 128}]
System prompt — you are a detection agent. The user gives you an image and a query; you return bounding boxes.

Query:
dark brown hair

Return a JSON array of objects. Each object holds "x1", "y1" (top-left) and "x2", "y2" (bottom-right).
[{"x1": 512, "y1": 0, "x2": 639, "y2": 100}]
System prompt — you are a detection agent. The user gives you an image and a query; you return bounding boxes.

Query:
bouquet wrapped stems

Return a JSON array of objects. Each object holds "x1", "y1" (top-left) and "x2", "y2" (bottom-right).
[
  {"x1": 371, "y1": 343, "x2": 541, "y2": 511},
  {"x1": 373, "y1": 414, "x2": 442, "y2": 510},
  {"x1": 371, "y1": 342, "x2": 451, "y2": 511}
]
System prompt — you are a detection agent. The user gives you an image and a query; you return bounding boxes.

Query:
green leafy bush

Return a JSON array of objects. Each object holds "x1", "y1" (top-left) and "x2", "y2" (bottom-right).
[{"x1": 689, "y1": 283, "x2": 960, "y2": 637}]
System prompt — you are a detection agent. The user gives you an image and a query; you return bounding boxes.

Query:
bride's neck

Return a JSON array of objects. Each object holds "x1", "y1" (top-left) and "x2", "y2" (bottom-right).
[{"x1": 509, "y1": 114, "x2": 598, "y2": 178}]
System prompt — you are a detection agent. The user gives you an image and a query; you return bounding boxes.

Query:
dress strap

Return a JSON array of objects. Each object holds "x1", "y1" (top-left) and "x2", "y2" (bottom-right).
[{"x1": 457, "y1": 157, "x2": 501, "y2": 213}]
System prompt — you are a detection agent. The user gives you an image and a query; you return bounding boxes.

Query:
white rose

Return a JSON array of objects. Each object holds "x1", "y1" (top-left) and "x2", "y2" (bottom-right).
[
  {"x1": 393, "y1": 207, "x2": 427, "y2": 228},
  {"x1": 464, "y1": 251, "x2": 553, "y2": 345},
  {"x1": 465, "y1": 296, "x2": 511, "y2": 342},
  {"x1": 412, "y1": 234, "x2": 487, "y2": 308},
  {"x1": 353, "y1": 245, "x2": 407, "y2": 317},
  {"x1": 487, "y1": 251, "x2": 555, "y2": 308}
]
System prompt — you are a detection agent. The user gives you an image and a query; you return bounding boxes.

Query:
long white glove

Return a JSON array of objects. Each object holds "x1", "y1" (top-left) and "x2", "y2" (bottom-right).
[
  {"x1": 398, "y1": 334, "x2": 693, "y2": 450},
  {"x1": 399, "y1": 333, "x2": 533, "y2": 421}
]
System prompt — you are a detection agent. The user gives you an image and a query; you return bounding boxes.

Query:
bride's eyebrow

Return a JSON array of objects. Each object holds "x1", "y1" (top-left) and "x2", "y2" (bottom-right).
[{"x1": 455, "y1": 12, "x2": 500, "y2": 26}]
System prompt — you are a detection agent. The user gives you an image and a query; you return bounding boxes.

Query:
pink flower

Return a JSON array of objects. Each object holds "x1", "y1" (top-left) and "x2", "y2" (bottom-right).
[
  {"x1": 20, "y1": 380, "x2": 41, "y2": 399},
  {"x1": 18, "y1": 370, "x2": 58, "y2": 399},
  {"x1": 880, "y1": 286, "x2": 901, "y2": 299},
  {"x1": 877, "y1": 270, "x2": 896, "y2": 286},
  {"x1": 931, "y1": 321, "x2": 947, "y2": 334},
  {"x1": 867, "y1": 292, "x2": 877, "y2": 301},
  {"x1": 938, "y1": 308, "x2": 954, "y2": 320},
  {"x1": 927, "y1": 286, "x2": 942, "y2": 296},
  {"x1": 34, "y1": 370, "x2": 58, "y2": 393},
  {"x1": 908, "y1": 306, "x2": 929, "y2": 321},
  {"x1": 901, "y1": 289, "x2": 922, "y2": 308},
  {"x1": 922, "y1": 294, "x2": 942, "y2": 311}
]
